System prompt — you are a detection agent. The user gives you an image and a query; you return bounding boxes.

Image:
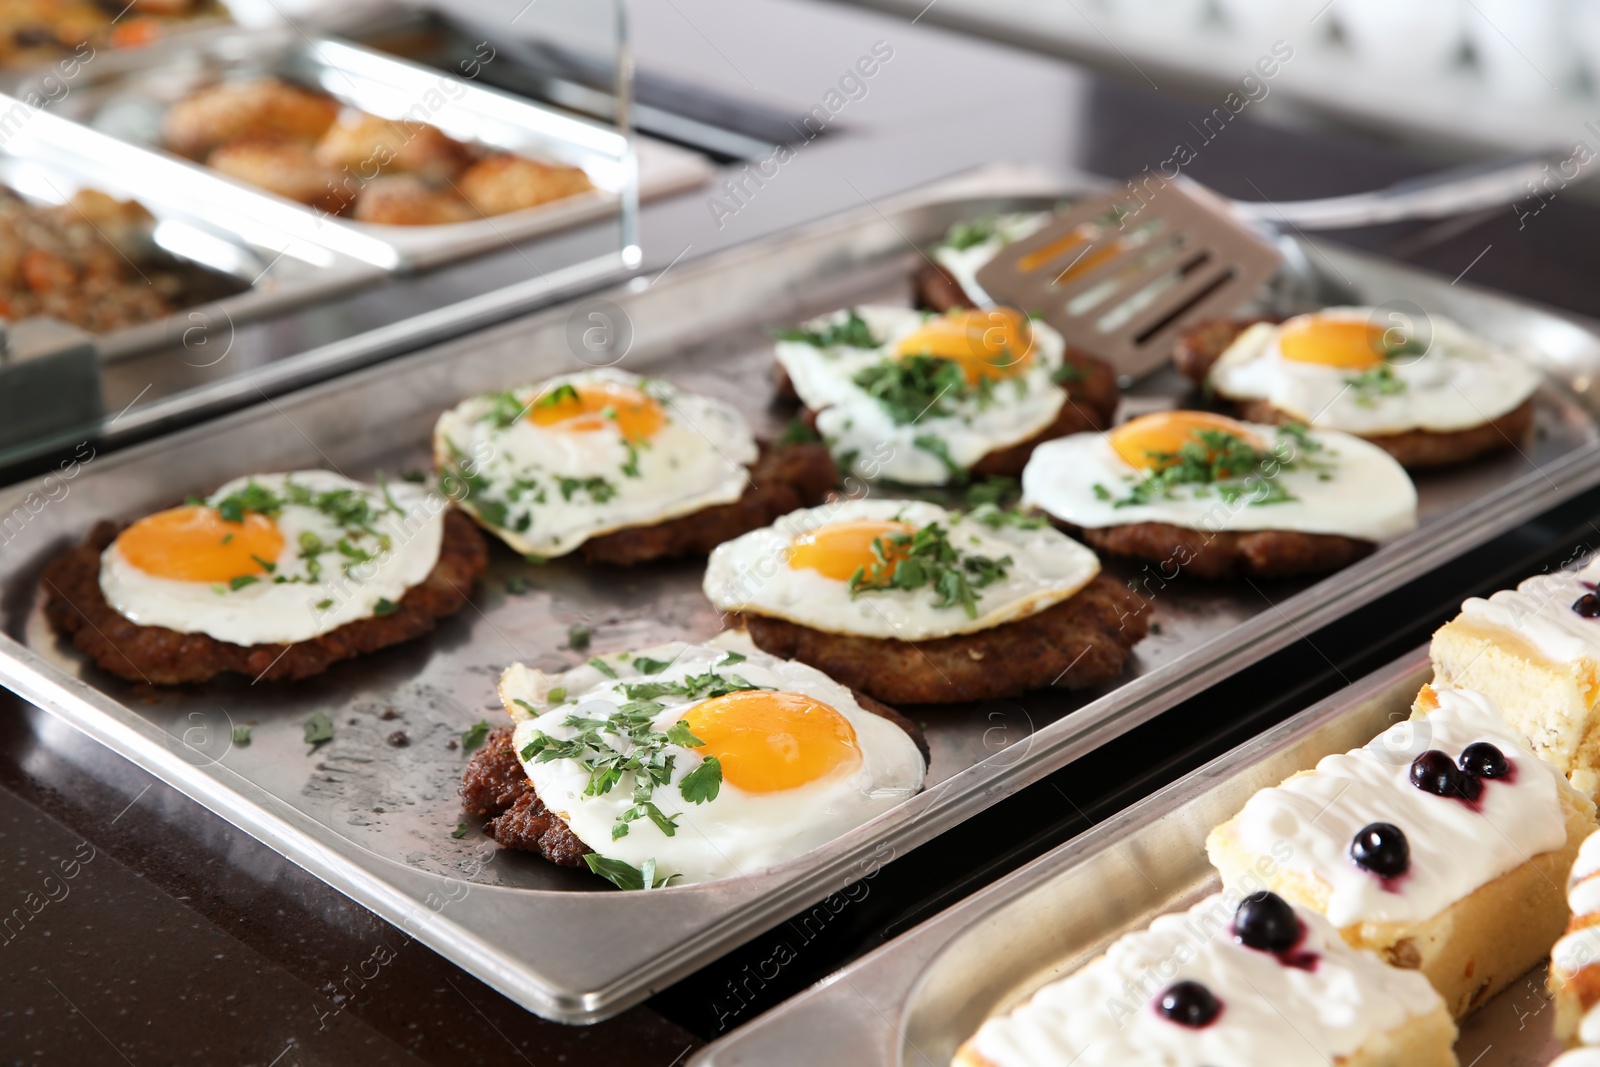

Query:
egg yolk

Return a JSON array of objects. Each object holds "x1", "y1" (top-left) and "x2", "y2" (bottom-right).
[
  {"x1": 896, "y1": 308, "x2": 1034, "y2": 382},
  {"x1": 678, "y1": 690, "x2": 862, "y2": 793},
  {"x1": 1276, "y1": 315, "x2": 1387, "y2": 370},
  {"x1": 787, "y1": 519, "x2": 914, "y2": 581},
  {"x1": 116, "y1": 505, "x2": 284, "y2": 583},
  {"x1": 526, "y1": 382, "x2": 665, "y2": 443},
  {"x1": 1108, "y1": 411, "x2": 1263, "y2": 472}
]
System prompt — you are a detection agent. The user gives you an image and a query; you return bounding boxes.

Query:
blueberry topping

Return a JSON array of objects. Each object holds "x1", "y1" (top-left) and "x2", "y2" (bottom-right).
[
  {"x1": 1459, "y1": 742, "x2": 1510, "y2": 780},
  {"x1": 1409, "y1": 750, "x2": 1481, "y2": 802},
  {"x1": 1156, "y1": 981, "x2": 1222, "y2": 1028},
  {"x1": 1350, "y1": 822, "x2": 1409, "y2": 879},
  {"x1": 1574, "y1": 593, "x2": 1600, "y2": 619},
  {"x1": 1233, "y1": 891, "x2": 1300, "y2": 954}
]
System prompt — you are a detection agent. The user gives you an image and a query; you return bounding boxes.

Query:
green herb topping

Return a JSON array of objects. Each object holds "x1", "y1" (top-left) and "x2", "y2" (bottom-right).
[
  {"x1": 848, "y1": 521, "x2": 1012, "y2": 618},
  {"x1": 775, "y1": 309, "x2": 881, "y2": 349},
  {"x1": 1107, "y1": 424, "x2": 1327, "y2": 508}
]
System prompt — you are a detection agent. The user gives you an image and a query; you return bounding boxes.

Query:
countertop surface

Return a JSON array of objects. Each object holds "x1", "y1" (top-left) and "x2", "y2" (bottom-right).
[{"x1": 8, "y1": 0, "x2": 1600, "y2": 1064}]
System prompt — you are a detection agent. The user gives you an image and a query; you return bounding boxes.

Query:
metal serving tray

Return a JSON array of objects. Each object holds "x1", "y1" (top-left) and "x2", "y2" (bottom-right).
[
  {"x1": 2, "y1": 174, "x2": 1600, "y2": 1024},
  {"x1": 0, "y1": 119, "x2": 385, "y2": 361},
  {"x1": 29, "y1": 29, "x2": 711, "y2": 271},
  {"x1": 689, "y1": 649, "x2": 1567, "y2": 1067}
]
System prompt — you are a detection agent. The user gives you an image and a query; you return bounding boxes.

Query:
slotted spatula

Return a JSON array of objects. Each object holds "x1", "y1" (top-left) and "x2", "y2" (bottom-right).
[{"x1": 975, "y1": 154, "x2": 1568, "y2": 379}]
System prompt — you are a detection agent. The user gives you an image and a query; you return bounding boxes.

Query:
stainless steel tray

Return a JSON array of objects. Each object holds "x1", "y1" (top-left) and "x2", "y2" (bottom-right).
[
  {"x1": 2, "y1": 173, "x2": 1600, "y2": 1025},
  {"x1": 689, "y1": 649, "x2": 1568, "y2": 1066},
  {"x1": 0, "y1": 121, "x2": 386, "y2": 361},
  {"x1": 26, "y1": 28, "x2": 711, "y2": 271}
]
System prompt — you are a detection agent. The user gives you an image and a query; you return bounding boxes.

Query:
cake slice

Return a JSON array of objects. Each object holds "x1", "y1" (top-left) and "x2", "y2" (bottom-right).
[
  {"x1": 1207, "y1": 684, "x2": 1596, "y2": 1019},
  {"x1": 1430, "y1": 558, "x2": 1600, "y2": 797},
  {"x1": 953, "y1": 890, "x2": 1456, "y2": 1067},
  {"x1": 1552, "y1": 828, "x2": 1600, "y2": 1047}
]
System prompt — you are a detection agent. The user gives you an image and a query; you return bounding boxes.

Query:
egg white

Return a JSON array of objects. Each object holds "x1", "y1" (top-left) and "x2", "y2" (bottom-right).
[
  {"x1": 932, "y1": 212, "x2": 1051, "y2": 307},
  {"x1": 703, "y1": 497, "x2": 1101, "y2": 641},
  {"x1": 100, "y1": 470, "x2": 445, "y2": 646},
  {"x1": 500, "y1": 641, "x2": 925, "y2": 885},
  {"x1": 1021, "y1": 422, "x2": 1418, "y2": 542},
  {"x1": 1209, "y1": 307, "x2": 1542, "y2": 435},
  {"x1": 433, "y1": 368, "x2": 757, "y2": 559}
]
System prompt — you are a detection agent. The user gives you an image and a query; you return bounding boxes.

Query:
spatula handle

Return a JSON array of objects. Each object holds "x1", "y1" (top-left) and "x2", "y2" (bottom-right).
[{"x1": 1225, "y1": 152, "x2": 1571, "y2": 230}]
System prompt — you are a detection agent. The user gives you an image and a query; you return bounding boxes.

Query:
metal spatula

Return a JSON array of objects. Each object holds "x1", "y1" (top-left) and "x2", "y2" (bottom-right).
[{"x1": 975, "y1": 154, "x2": 1568, "y2": 379}]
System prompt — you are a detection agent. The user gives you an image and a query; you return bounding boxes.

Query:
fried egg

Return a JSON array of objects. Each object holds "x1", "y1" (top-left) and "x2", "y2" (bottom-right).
[
  {"x1": 500, "y1": 641, "x2": 925, "y2": 886},
  {"x1": 932, "y1": 212, "x2": 1050, "y2": 306},
  {"x1": 703, "y1": 498, "x2": 1100, "y2": 641},
  {"x1": 775, "y1": 306, "x2": 1069, "y2": 486},
  {"x1": 1022, "y1": 411, "x2": 1417, "y2": 541},
  {"x1": 1209, "y1": 307, "x2": 1542, "y2": 435},
  {"x1": 100, "y1": 470, "x2": 443, "y2": 646},
  {"x1": 433, "y1": 369, "x2": 757, "y2": 559}
]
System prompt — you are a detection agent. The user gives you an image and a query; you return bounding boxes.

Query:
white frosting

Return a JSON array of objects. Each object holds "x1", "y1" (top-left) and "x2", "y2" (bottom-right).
[
  {"x1": 1455, "y1": 557, "x2": 1600, "y2": 666},
  {"x1": 1554, "y1": 829, "x2": 1600, "y2": 989},
  {"x1": 1208, "y1": 307, "x2": 1542, "y2": 434},
  {"x1": 969, "y1": 892, "x2": 1444, "y2": 1067},
  {"x1": 931, "y1": 212, "x2": 1050, "y2": 307},
  {"x1": 1231, "y1": 686, "x2": 1568, "y2": 927}
]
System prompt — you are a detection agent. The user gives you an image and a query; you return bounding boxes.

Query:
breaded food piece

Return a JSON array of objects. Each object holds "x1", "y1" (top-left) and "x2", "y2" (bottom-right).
[
  {"x1": 912, "y1": 261, "x2": 972, "y2": 315},
  {"x1": 163, "y1": 77, "x2": 339, "y2": 159},
  {"x1": 1172, "y1": 316, "x2": 1282, "y2": 383},
  {"x1": 580, "y1": 441, "x2": 837, "y2": 566},
  {"x1": 742, "y1": 573, "x2": 1147, "y2": 705},
  {"x1": 314, "y1": 112, "x2": 472, "y2": 181},
  {"x1": 1081, "y1": 520, "x2": 1375, "y2": 581},
  {"x1": 456, "y1": 154, "x2": 594, "y2": 216},
  {"x1": 352, "y1": 176, "x2": 475, "y2": 226},
  {"x1": 1234, "y1": 395, "x2": 1536, "y2": 470},
  {"x1": 41, "y1": 511, "x2": 488, "y2": 685},
  {"x1": 1173, "y1": 316, "x2": 1537, "y2": 469},
  {"x1": 462, "y1": 689, "x2": 927, "y2": 864},
  {"x1": 206, "y1": 140, "x2": 345, "y2": 212}
]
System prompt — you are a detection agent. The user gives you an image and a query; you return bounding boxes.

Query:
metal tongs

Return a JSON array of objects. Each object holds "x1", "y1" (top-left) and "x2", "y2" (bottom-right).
[{"x1": 976, "y1": 153, "x2": 1571, "y2": 378}]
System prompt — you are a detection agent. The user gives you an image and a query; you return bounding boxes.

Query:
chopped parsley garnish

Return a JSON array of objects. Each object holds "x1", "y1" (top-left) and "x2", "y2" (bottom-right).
[
  {"x1": 774, "y1": 308, "x2": 881, "y2": 349},
  {"x1": 546, "y1": 687, "x2": 568, "y2": 705},
  {"x1": 679, "y1": 756, "x2": 723, "y2": 804},
  {"x1": 966, "y1": 475, "x2": 1021, "y2": 508},
  {"x1": 461, "y1": 720, "x2": 490, "y2": 753},
  {"x1": 719, "y1": 650, "x2": 746, "y2": 666},
  {"x1": 558, "y1": 476, "x2": 616, "y2": 504},
  {"x1": 535, "y1": 383, "x2": 580, "y2": 410},
  {"x1": 1051, "y1": 363, "x2": 1085, "y2": 386},
  {"x1": 569, "y1": 623, "x2": 593, "y2": 651},
  {"x1": 231, "y1": 724, "x2": 251, "y2": 746},
  {"x1": 587, "y1": 655, "x2": 616, "y2": 678},
  {"x1": 632, "y1": 656, "x2": 673, "y2": 675},
  {"x1": 452, "y1": 822, "x2": 469, "y2": 839},
  {"x1": 399, "y1": 469, "x2": 428, "y2": 484},
  {"x1": 621, "y1": 441, "x2": 642, "y2": 479},
  {"x1": 969, "y1": 504, "x2": 1046, "y2": 530},
  {"x1": 855, "y1": 355, "x2": 971, "y2": 426},
  {"x1": 206, "y1": 478, "x2": 403, "y2": 591},
  {"x1": 1343, "y1": 365, "x2": 1406, "y2": 406},
  {"x1": 943, "y1": 217, "x2": 999, "y2": 251},
  {"x1": 373, "y1": 598, "x2": 398, "y2": 617},
  {"x1": 848, "y1": 522, "x2": 1012, "y2": 618},
  {"x1": 481, "y1": 389, "x2": 531, "y2": 428},
  {"x1": 304, "y1": 712, "x2": 334, "y2": 746},
  {"x1": 516, "y1": 668, "x2": 767, "y2": 845},
  {"x1": 584, "y1": 855, "x2": 676, "y2": 891},
  {"x1": 1107, "y1": 425, "x2": 1327, "y2": 508},
  {"x1": 505, "y1": 576, "x2": 533, "y2": 595},
  {"x1": 779, "y1": 419, "x2": 822, "y2": 446}
]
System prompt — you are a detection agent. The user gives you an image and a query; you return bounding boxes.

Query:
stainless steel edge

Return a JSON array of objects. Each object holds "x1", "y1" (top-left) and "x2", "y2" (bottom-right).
[
  {"x1": 1, "y1": 168, "x2": 1598, "y2": 1023},
  {"x1": 689, "y1": 650, "x2": 1437, "y2": 1067}
]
